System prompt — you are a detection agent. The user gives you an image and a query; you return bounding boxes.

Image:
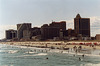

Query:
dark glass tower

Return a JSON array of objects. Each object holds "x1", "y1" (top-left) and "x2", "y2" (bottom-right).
[{"x1": 74, "y1": 14, "x2": 90, "y2": 37}]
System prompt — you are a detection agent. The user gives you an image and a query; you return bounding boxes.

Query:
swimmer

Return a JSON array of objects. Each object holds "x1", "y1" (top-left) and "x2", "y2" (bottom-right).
[
  {"x1": 73, "y1": 55, "x2": 75, "y2": 57},
  {"x1": 41, "y1": 50, "x2": 43, "y2": 52},
  {"x1": 30, "y1": 50, "x2": 33, "y2": 52},
  {"x1": 79, "y1": 57, "x2": 81, "y2": 61},
  {"x1": 82, "y1": 54, "x2": 85, "y2": 57},
  {"x1": 46, "y1": 57, "x2": 48, "y2": 59}
]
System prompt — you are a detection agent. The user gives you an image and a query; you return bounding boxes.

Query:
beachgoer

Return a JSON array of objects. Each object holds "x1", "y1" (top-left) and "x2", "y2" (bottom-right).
[
  {"x1": 73, "y1": 55, "x2": 75, "y2": 57},
  {"x1": 79, "y1": 57, "x2": 81, "y2": 61},
  {"x1": 41, "y1": 50, "x2": 43, "y2": 52},
  {"x1": 46, "y1": 57, "x2": 48, "y2": 59},
  {"x1": 71, "y1": 48, "x2": 72, "y2": 51},
  {"x1": 68, "y1": 50, "x2": 69, "y2": 53},
  {"x1": 75, "y1": 49, "x2": 78, "y2": 54},
  {"x1": 45, "y1": 44, "x2": 47, "y2": 48},
  {"x1": 30, "y1": 50, "x2": 33, "y2": 52},
  {"x1": 61, "y1": 51, "x2": 63, "y2": 53},
  {"x1": 82, "y1": 54, "x2": 85, "y2": 57},
  {"x1": 34, "y1": 49, "x2": 36, "y2": 52},
  {"x1": 73, "y1": 46, "x2": 77, "y2": 51}
]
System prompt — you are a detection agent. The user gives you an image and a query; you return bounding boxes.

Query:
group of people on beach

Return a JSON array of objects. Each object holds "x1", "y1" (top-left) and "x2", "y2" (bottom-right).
[{"x1": 73, "y1": 46, "x2": 82, "y2": 53}]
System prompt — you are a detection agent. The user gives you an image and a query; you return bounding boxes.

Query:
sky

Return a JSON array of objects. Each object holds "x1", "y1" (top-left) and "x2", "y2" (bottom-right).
[{"x1": 0, "y1": 0, "x2": 100, "y2": 39}]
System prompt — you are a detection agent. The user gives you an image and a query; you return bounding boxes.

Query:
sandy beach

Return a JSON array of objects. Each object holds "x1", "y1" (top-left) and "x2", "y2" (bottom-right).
[
  {"x1": 1, "y1": 41, "x2": 100, "y2": 66},
  {"x1": 0, "y1": 41, "x2": 100, "y2": 50}
]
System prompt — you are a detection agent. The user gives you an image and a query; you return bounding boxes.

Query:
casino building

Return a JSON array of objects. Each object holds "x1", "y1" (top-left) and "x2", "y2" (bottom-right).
[{"x1": 74, "y1": 14, "x2": 90, "y2": 37}]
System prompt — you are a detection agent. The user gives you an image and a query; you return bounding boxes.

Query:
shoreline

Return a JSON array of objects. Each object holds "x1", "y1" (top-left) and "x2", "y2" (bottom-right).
[
  {"x1": 0, "y1": 41, "x2": 100, "y2": 50},
  {"x1": 0, "y1": 42, "x2": 100, "y2": 66}
]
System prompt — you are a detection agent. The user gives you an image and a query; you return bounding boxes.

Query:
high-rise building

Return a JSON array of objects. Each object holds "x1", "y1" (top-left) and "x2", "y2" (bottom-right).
[
  {"x1": 17, "y1": 23, "x2": 31, "y2": 39},
  {"x1": 74, "y1": 14, "x2": 90, "y2": 37},
  {"x1": 30, "y1": 27, "x2": 41, "y2": 37},
  {"x1": 61, "y1": 29, "x2": 77, "y2": 37},
  {"x1": 41, "y1": 21, "x2": 66, "y2": 40},
  {"x1": 23, "y1": 27, "x2": 41, "y2": 39},
  {"x1": 41, "y1": 24, "x2": 60, "y2": 40},
  {"x1": 50, "y1": 21, "x2": 66, "y2": 31},
  {"x1": 6, "y1": 29, "x2": 17, "y2": 39}
]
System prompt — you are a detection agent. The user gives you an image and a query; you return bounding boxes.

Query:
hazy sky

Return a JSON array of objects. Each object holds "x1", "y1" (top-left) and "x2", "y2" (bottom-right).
[{"x1": 0, "y1": 0, "x2": 100, "y2": 39}]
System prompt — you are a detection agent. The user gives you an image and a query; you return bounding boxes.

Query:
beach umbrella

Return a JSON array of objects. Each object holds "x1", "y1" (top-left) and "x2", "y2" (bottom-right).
[
  {"x1": 94, "y1": 43, "x2": 97, "y2": 45},
  {"x1": 85, "y1": 42, "x2": 91, "y2": 46},
  {"x1": 79, "y1": 43, "x2": 83, "y2": 45}
]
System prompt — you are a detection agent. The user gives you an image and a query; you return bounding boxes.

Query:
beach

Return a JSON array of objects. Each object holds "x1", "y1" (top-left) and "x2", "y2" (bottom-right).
[
  {"x1": 1, "y1": 41, "x2": 100, "y2": 50},
  {"x1": 0, "y1": 42, "x2": 100, "y2": 66},
  {"x1": 1, "y1": 41, "x2": 100, "y2": 66}
]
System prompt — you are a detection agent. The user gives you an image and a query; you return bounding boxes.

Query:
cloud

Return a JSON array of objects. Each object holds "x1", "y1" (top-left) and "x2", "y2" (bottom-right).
[
  {"x1": 0, "y1": 25, "x2": 16, "y2": 39},
  {"x1": 90, "y1": 16, "x2": 100, "y2": 27},
  {"x1": 0, "y1": 25, "x2": 16, "y2": 30},
  {"x1": 90, "y1": 16, "x2": 100, "y2": 36},
  {"x1": 66, "y1": 19, "x2": 74, "y2": 29}
]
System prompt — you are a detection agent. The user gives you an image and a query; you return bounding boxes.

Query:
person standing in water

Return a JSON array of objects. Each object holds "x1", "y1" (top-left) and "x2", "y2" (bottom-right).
[
  {"x1": 82, "y1": 54, "x2": 85, "y2": 58},
  {"x1": 79, "y1": 57, "x2": 81, "y2": 61}
]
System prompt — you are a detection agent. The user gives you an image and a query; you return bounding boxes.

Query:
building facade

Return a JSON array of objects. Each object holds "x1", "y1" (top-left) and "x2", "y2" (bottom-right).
[
  {"x1": 17, "y1": 23, "x2": 31, "y2": 40},
  {"x1": 41, "y1": 24, "x2": 60, "y2": 40},
  {"x1": 41, "y1": 21, "x2": 66, "y2": 40},
  {"x1": 50, "y1": 21, "x2": 66, "y2": 31},
  {"x1": 74, "y1": 14, "x2": 90, "y2": 37},
  {"x1": 30, "y1": 27, "x2": 41, "y2": 37},
  {"x1": 6, "y1": 29, "x2": 17, "y2": 39},
  {"x1": 96, "y1": 34, "x2": 100, "y2": 40}
]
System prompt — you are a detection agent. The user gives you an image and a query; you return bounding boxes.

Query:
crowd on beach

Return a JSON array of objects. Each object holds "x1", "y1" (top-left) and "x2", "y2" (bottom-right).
[
  {"x1": 0, "y1": 41, "x2": 100, "y2": 50},
  {"x1": 1, "y1": 41, "x2": 100, "y2": 61}
]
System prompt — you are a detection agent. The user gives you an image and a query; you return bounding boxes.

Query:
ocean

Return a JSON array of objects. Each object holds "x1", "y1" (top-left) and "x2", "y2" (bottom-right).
[{"x1": 0, "y1": 44, "x2": 100, "y2": 66}]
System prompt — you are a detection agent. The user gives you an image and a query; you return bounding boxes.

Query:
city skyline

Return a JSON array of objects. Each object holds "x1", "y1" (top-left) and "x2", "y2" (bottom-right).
[{"x1": 0, "y1": 0, "x2": 100, "y2": 39}]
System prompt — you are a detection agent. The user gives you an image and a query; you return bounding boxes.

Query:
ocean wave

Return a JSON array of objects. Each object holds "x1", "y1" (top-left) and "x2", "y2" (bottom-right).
[
  {"x1": 23, "y1": 53, "x2": 48, "y2": 56},
  {"x1": 8, "y1": 50, "x2": 18, "y2": 54},
  {"x1": 45, "y1": 49, "x2": 100, "y2": 57},
  {"x1": 35, "y1": 53, "x2": 48, "y2": 56},
  {"x1": 58, "y1": 50, "x2": 100, "y2": 57},
  {"x1": 25, "y1": 52, "x2": 36, "y2": 54},
  {"x1": 0, "y1": 50, "x2": 18, "y2": 54},
  {"x1": 11, "y1": 53, "x2": 48, "y2": 58},
  {"x1": 80, "y1": 63, "x2": 100, "y2": 66}
]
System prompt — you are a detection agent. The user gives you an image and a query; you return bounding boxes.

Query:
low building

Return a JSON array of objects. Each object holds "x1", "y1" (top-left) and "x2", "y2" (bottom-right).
[
  {"x1": 6, "y1": 29, "x2": 17, "y2": 39},
  {"x1": 22, "y1": 27, "x2": 41, "y2": 40},
  {"x1": 96, "y1": 34, "x2": 100, "y2": 40},
  {"x1": 41, "y1": 24, "x2": 60, "y2": 40},
  {"x1": 60, "y1": 29, "x2": 77, "y2": 40},
  {"x1": 50, "y1": 21, "x2": 66, "y2": 31},
  {"x1": 30, "y1": 27, "x2": 41, "y2": 37}
]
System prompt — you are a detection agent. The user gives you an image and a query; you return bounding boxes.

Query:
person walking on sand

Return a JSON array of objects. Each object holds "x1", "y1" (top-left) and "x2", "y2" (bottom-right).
[{"x1": 73, "y1": 46, "x2": 77, "y2": 51}]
